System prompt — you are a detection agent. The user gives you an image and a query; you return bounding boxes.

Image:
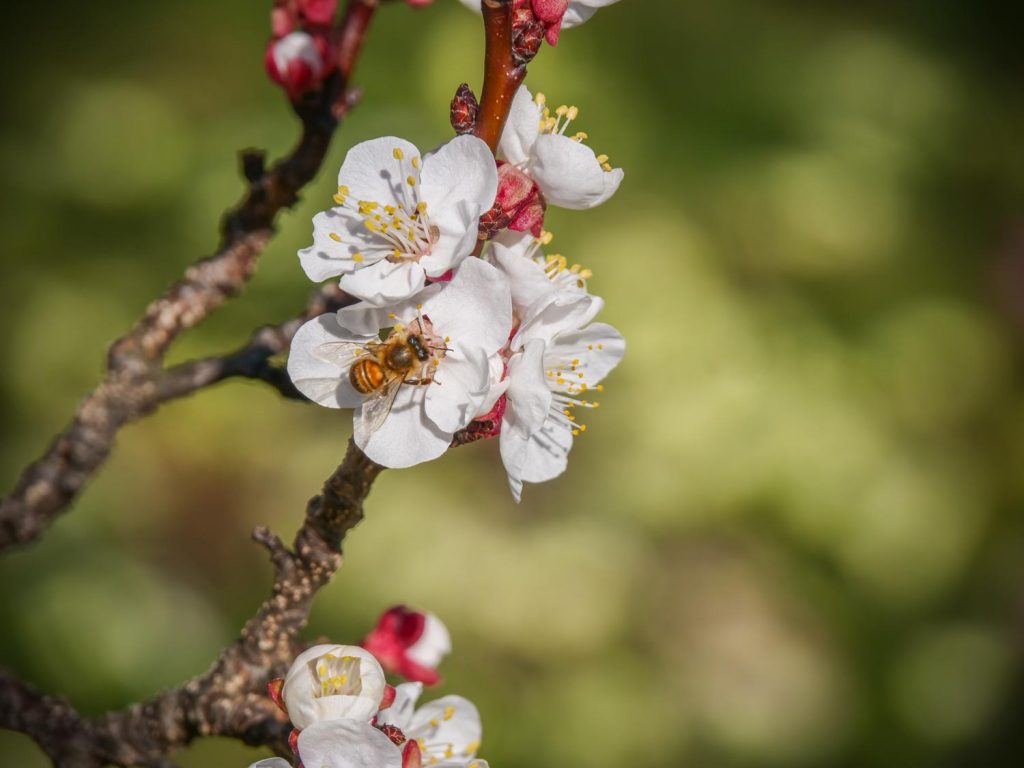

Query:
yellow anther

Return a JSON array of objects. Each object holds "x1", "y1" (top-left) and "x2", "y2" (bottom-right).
[
  {"x1": 444, "y1": 336, "x2": 451, "y2": 343},
  {"x1": 602, "y1": 162, "x2": 613, "y2": 172},
  {"x1": 596, "y1": 384, "x2": 604, "y2": 392},
  {"x1": 338, "y1": 185, "x2": 350, "y2": 196},
  {"x1": 411, "y1": 156, "x2": 421, "y2": 169},
  {"x1": 443, "y1": 705, "x2": 455, "y2": 721},
  {"x1": 570, "y1": 264, "x2": 581, "y2": 273},
  {"x1": 393, "y1": 147, "x2": 405, "y2": 160},
  {"x1": 329, "y1": 232, "x2": 342, "y2": 242},
  {"x1": 394, "y1": 323, "x2": 404, "y2": 332},
  {"x1": 566, "y1": 106, "x2": 579, "y2": 121},
  {"x1": 539, "y1": 230, "x2": 554, "y2": 245},
  {"x1": 572, "y1": 131, "x2": 589, "y2": 142},
  {"x1": 587, "y1": 344, "x2": 593, "y2": 350},
  {"x1": 416, "y1": 201, "x2": 428, "y2": 213},
  {"x1": 352, "y1": 253, "x2": 364, "y2": 263},
  {"x1": 578, "y1": 373, "x2": 584, "y2": 379},
  {"x1": 384, "y1": 205, "x2": 396, "y2": 214},
  {"x1": 407, "y1": 175, "x2": 417, "y2": 186},
  {"x1": 598, "y1": 343, "x2": 604, "y2": 349},
  {"x1": 572, "y1": 429, "x2": 580, "y2": 436},
  {"x1": 535, "y1": 92, "x2": 546, "y2": 106},
  {"x1": 596, "y1": 154, "x2": 609, "y2": 165},
  {"x1": 580, "y1": 269, "x2": 593, "y2": 279},
  {"x1": 555, "y1": 105, "x2": 568, "y2": 116},
  {"x1": 465, "y1": 742, "x2": 481, "y2": 755},
  {"x1": 580, "y1": 424, "x2": 588, "y2": 432},
  {"x1": 445, "y1": 745, "x2": 454, "y2": 758},
  {"x1": 333, "y1": 194, "x2": 346, "y2": 205},
  {"x1": 388, "y1": 313, "x2": 397, "y2": 319},
  {"x1": 430, "y1": 718, "x2": 440, "y2": 728},
  {"x1": 364, "y1": 220, "x2": 380, "y2": 233},
  {"x1": 556, "y1": 378, "x2": 566, "y2": 385},
  {"x1": 572, "y1": 359, "x2": 580, "y2": 365},
  {"x1": 563, "y1": 409, "x2": 571, "y2": 417}
]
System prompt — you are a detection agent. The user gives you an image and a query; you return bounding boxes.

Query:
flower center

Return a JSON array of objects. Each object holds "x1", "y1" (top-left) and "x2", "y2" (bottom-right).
[
  {"x1": 331, "y1": 146, "x2": 440, "y2": 265},
  {"x1": 534, "y1": 92, "x2": 614, "y2": 172},
  {"x1": 310, "y1": 652, "x2": 364, "y2": 699}
]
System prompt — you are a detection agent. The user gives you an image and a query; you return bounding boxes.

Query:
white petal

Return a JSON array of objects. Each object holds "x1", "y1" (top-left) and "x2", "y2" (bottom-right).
[
  {"x1": 355, "y1": 386, "x2": 452, "y2": 468},
  {"x1": 424, "y1": 346, "x2": 491, "y2": 434},
  {"x1": 500, "y1": 340, "x2": 552, "y2": 502},
  {"x1": 335, "y1": 285, "x2": 443, "y2": 337},
  {"x1": 406, "y1": 613, "x2": 452, "y2": 669},
  {"x1": 339, "y1": 259, "x2": 426, "y2": 307},
  {"x1": 476, "y1": 354, "x2": 510, "y2": 418},
  {"x1": 408, "y1": 695, "x2": 482, "y2": 763},
  {"x1": 519, "y1": 410, "x2": 573, "y2": 484},
  {"x1": 282, "y1": 645, "x2": 387, "y2": 730},
  {"x1": 420, "y1": 135, "x2": 498, "y2": 223},
  {"x1": 422, "y1": 259, "x2": 512, "y2": 354},
  {"x1": 299, "y1": 208, "x2": 389, "y2": 283},
  {"x1": 419, "y1": 199, "x2": 483, "y2": 278},
  {"x1": 338, "y1": 136, "x2": 421, "y2": 208},
  {"x1": 546, "y1": 322, "x2": 625, "y2": 387},
  {"x1": 376, "y1": 682, "x2": 424, "y2": 732},
  {"x1": 564, "y1": 0, "x2": 620, "y2": 28},
  {"x1": 489, "y1": 235, "x2": 552, "y2": 314},
  {"x1": 287, "y1": 315, "x2": 373, "y2": 409},
  {"x1": 513, "y1": 291, "x2": 603, "y2": 350},
  {"x1": 531, "y1": 134, "x2": 623, "y2": 209},
  {"x1": 297, "y1": 720, "x2": 402, "y2": 768},
  {"x1": 498, "y1": 85, "x2": 541, "y2": 166}
]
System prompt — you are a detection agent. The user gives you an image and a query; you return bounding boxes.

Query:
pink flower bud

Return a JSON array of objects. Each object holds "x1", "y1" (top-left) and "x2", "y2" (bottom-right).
[
  {"x1": 362, "y1": 606, "x2": 452, "y2": 686},
  {"x1": 402, "y1": 740, "x2": 423, "y2": 768},
  {"x1": 450, "y1": 83, "x2": 480, "y2": 135},
  {"x1": 297, "y1": 0, "x2": 338, "y2": 24},
  {"x1": 271, "y1": 7, "x2": 296, "y2": 38},
  {"x1": 265, "y1": 31, "x2": 328, "y2": 100},
  {"x1": 531, "y1": 0, "x2": 568, "y2": 23},
  {"x1": 405, "y1": 0, "x2": 434, "y2": 6},
  {"x1": 495, "y1": 163, "x2": 546, "y2": 236}
]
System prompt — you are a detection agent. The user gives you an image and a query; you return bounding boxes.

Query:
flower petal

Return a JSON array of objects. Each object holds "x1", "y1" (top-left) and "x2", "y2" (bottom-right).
[
  {"x1": 299, "y1": 208, "x2": 389, "y2": 283},
  {"x1": 297, "y1": 720, "x2": 402, "y2": 768},
  {"x1": 500, "y1": 340, "x2": 552, "y2": 502},
  {"x1": 339, "y1": 136, "x2": 421, "y2": 207},
  {"x1": 419, "y1": 199, "x2": 483, "y2": 278},
  {"x1": 513, "y1": 291, "x2": 603, "y2": 350},
  {"x1": 355, "y1": 385, "x2": 453, "y2": 468},
  {"x1": 335, "y1": 285, "x2": 443, "y2": 336},
  {"x1": 420, "y1": 135, "x2": 498, "y2": 223},
  {"x1": 287, "y1": 315, "x2": 374, "y2": 408},
  {"x1": 519, "y1": 408, "x2": 574, "y2": 484},
  {"x1": 498, "y1": 86, "x2": 541, "y2": 166},
  {"x1": 339, "y1": 258, "x2": 426, "y2": 307},
  {"x1": 422, "y1": 258, "x2": 512, "y2": 354},
  {"x1": 546, "y1": 321, "x2": 625, "y2": 388},
  {"x1": 531, "y1": 134, "x2": 623, "y2": 209},
  {"x1": 424, "y1": 345, "x2": 491, "y2": 434},
  {"x1": 408, "y1": 695, "x2": 482, "y2": 764},
  {"x1": 376, "y1": 682, "x2": 425, "y2": 732}
]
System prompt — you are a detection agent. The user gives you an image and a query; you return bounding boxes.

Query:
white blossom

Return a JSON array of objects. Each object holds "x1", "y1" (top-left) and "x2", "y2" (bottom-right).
[
  {"x1": 299, "y1": 135, "x2": 498, "y2": 306},
  {"x1": 499, "y1": 85, "x2": 623, "y2": 210},
  {"x1": 490, "y1": 231, "x2": 624, "y2": 501},
  {"x1": 377, "y1": 683, "x2": 489, "y2": 768},
  {"x1": 281, "y1": 644, "x2": 387, "y2": 730},
  {"x1": 287, "y1": 258, "x2": 512, "y2": 468}
]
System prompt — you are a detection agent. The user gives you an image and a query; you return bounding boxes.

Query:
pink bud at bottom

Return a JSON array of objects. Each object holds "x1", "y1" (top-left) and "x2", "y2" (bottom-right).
[{"x1": 402, "y1": 741, "x2": 423, "y2": 768}]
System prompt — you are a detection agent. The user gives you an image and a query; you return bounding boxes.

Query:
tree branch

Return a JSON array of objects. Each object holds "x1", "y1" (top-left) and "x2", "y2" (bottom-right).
[
  {"x1": 0, "y1": 0, "x2": 379, "y2": 553},
  {"x1": 473, "y1": 0, "x2": 524, "y2": 152},
  {"x1": 1, "y1": 441, "x2": 384, "y2": 767}
]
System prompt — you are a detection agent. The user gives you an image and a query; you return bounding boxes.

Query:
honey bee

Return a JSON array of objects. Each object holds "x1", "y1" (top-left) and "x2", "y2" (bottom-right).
[{"x1": 318, "y1": 327, "x2": 436, "y2": 435}]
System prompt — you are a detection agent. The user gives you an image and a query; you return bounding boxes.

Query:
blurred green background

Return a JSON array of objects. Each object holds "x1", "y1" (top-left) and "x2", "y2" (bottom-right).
[{"x1": 3, "y1": 0, "x2": 1024, "y2": 765}]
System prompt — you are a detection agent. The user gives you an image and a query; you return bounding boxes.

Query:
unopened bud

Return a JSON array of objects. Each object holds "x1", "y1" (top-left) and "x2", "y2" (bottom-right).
[
  {"x1": 362, "y1": 606, "x2": 452, "y2": 686},
  {"x1": 265, "y1": 31, "x2": 328, "y2": 100},
  {"x1": 297, "y1": 0, "x2": 338, "y2": 24},
  {"x1": 402, "y1": 740, "x2": 423, "y2": 768},
  {"x1": 450, "y1": 83, "x2": 480, "y2": 135},
  {"x1": 379, "y1": 723, "x2": 408, "y2": 746}
]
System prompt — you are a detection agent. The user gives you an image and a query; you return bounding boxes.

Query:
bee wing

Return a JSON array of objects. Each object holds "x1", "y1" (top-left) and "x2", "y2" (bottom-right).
[
  {"x1": 358, "y1": 372, "x2": 406, "y2": 436},
  {"x1": 315, "y1": 340, "x2": 376, "y2": 369}
]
